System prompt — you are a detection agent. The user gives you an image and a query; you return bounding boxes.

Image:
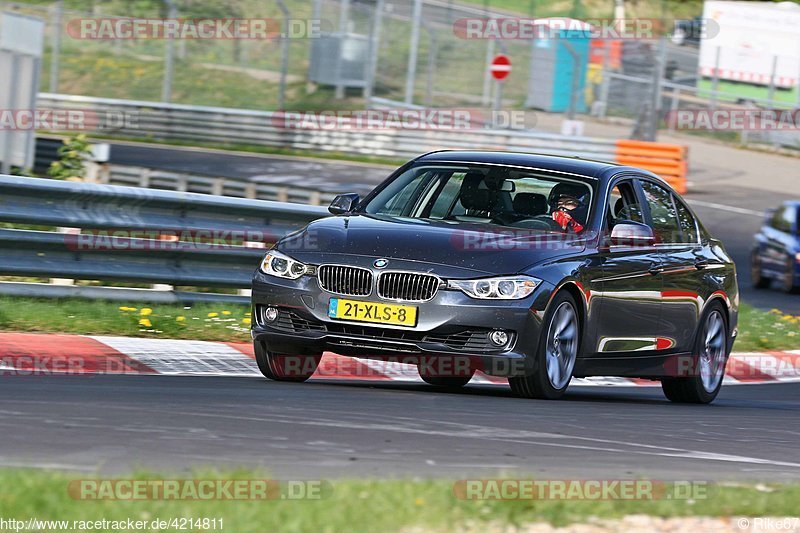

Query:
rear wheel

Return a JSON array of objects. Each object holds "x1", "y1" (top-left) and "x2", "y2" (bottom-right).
[
  {"x1": 253, "y1": 341, "x2": 320, "y2": 382},
  {"x1": 750, "y1": 253, "x2": 770, "y2": 289},
  {"x1": 661, "y1": 304, "x2": 728, "y2": 404},
  {"x1": 509, "y1": 292, "x2": 579, "y2": 400}
]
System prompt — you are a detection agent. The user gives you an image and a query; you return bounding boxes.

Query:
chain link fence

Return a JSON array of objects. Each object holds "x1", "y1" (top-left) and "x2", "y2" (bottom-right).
[{"x1": 4, "y1": 0, "x2": 800, "y2": 149}]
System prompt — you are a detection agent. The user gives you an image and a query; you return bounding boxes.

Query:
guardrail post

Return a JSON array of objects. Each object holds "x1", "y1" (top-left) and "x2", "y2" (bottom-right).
[
  {"x1": 308, "y1": 191, "x2": 321, "y2": 206},
  {"x1": 245, "y1": 183, "x2": 258, "y2": 199},
  {"x1": 50, "y1": 226, "x2": 79, "y2": 287},
  {"x1": 176, "y1": 175, "x2": 188, "y2": 192},
  {"x1": 277, "y1": 187, "x2": 289, "y2": 202},
  {"x1": 211, "y1": 178, "x2": 224, "y2": 196},
  {"x1": 139, "y1": 168, "x2": 151, "y2": 188}
]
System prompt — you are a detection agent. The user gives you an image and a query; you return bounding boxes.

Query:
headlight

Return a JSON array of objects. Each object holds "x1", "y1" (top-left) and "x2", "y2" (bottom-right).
[
  {"x1": 260, "y1": 250, "x2": 308, "y2": 279},
  {"x1": 448, "y1": 275, "x2": 540, "y2": 300},
  {"x1": 795, "y1": 253, "x2": 800, "y2": 264}
]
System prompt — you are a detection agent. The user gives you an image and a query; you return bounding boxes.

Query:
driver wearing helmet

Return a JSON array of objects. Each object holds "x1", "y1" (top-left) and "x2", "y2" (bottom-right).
[{"x1": 551, "y1": 193, "x2": 586, "y2": 233}]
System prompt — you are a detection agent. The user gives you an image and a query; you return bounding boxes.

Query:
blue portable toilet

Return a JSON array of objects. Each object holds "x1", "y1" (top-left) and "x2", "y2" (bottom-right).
[{"x1": 524, "y1": 18, "x2": 591, "y2": 113}]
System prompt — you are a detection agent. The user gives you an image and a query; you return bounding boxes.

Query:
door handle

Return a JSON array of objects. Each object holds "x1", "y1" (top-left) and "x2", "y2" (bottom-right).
[
  {"x1": 694, "y1": 259, "x2": 709, "y2": 270},
  {"x1": 648, "y1": 265, "x2": 664, "y2": 276}
]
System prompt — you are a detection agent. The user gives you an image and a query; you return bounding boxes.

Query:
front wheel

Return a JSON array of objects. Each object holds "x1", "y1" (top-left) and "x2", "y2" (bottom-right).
[
  {"x1": 782, "y1": 256, "x2": 798, "y2": 293},
  {"x1": 661, "y1": 304, "x2": 729, "y2": 404},
  {"x1": 253, "y1": 341, "x2": 321, "y2": 382},
  {"x1": 750, "y1": 253, "x2": 770, "y2": 289},
  {"x1": 509, "y1": 292, "x2": 580, "y2": 400}
]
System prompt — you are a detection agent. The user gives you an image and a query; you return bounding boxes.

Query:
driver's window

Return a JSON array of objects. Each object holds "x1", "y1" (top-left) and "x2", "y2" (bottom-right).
[{"x1": 607, "y1": 180, "x2": 644, "y2": 228}]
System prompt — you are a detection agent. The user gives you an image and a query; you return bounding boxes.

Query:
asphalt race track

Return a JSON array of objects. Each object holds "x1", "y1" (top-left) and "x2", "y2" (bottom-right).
[{"x1": 1, "y1": 374, "x2": 799, "y2": 481}]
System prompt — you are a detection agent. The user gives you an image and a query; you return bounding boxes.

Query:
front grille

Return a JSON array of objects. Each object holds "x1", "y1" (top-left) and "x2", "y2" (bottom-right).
[
  {"x1": 377, "y1": 272, "x2": 440, "y2": 301},
  {"x1": 318, "y1": 265, "x2": 372, "y2": 296},
  {"x1": 423, "y1": 330, "x2": 510, "y2": 352}
]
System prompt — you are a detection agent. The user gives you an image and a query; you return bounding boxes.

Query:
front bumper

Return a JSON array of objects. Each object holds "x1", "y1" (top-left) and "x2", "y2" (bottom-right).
[{"x1": 250, "y1": 270, "x2": 552, "y2": 377}]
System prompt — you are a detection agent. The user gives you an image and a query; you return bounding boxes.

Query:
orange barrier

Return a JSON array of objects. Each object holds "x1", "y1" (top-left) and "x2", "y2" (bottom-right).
[{"x1": 614, "y1": 140, "x2": 688, "y2": 194}]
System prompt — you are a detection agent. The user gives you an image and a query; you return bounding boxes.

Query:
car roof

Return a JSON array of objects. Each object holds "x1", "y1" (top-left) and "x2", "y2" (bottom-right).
[{"x1": 413, "y1": 150, "x2": 666, "y2": 188}]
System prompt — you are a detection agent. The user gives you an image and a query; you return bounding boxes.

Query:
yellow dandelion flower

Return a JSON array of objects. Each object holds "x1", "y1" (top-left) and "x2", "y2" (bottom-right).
[
  {"x1": 781, "y1": 315, "x2": 793, "y2": 321},
  {"x1": 222, "y1": 310, "x2": 231, "y2": 315},
  {"x1": 769, "y1": 309, "x2": 782, "y2": 315},
  {"x1": 139, "y1": 318, "x2": 152, "y2": 327},
  {"x1": 414, "y1": 497, "x2": 425, "y2": 506},
  {"x1": 118, "y1": 306, "x2": 129, "y2": 311},
  {"x1": 759, "y1": 337, "x2": 769, "y2": 344},
  {"x1": 207, "y1": 312, "x2": 218, "y2": 318},
  {"x1": 176, "y1": 316, "x2": 185, "y2": 322},
  {"x1": 140, "y1": 308, "x2": 153, "y2": 316},
  {"x1": 242, "y1": 317, "x2": 251, "y2": 325}
]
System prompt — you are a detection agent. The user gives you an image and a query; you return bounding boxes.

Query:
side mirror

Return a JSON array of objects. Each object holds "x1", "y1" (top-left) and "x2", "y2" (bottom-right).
[
  {"x1": 609, "y1": 221, "x2": 656, "y2": 248},
  {"x1": 329, "y1": 193, "x2": 360, "y2": 215},
  {"x1": 764, "y1": 208, "x2": 776, "y2": 224}
]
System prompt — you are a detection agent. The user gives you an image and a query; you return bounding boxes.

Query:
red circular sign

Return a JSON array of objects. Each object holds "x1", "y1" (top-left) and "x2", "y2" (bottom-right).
[{"x1": 490, "y1": 54, "x2": 512, "y2": 81}]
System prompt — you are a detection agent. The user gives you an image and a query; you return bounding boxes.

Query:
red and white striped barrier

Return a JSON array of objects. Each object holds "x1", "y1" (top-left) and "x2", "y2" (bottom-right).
[{"x1": 0, "y1": 333, "x2": 798, "y2": 386}]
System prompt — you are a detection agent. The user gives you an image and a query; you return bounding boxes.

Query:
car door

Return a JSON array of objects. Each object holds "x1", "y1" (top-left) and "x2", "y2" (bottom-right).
[
  {"x1": 594, "y1": 177, "x2": 665, "y2": 355},
  {"x1": 638, "y1": 179, "x2": 704, "y2": 353}
]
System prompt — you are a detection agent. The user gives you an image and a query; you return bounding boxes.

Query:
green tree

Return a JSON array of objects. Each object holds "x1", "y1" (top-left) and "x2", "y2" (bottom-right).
[{"x1": 47, "y1": 134, "x2": 93, "y2": 181}]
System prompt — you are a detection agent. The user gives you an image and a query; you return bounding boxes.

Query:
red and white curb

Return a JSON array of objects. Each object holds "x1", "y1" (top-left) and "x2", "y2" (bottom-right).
[{"x1": 1, "y1": 333, "x2": 799, "y2": 386}]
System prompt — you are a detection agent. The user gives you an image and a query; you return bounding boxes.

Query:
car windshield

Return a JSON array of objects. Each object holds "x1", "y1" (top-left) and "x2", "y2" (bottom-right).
[{"x1": 363, "y1": 164, "x2": 593, "y2": 233}]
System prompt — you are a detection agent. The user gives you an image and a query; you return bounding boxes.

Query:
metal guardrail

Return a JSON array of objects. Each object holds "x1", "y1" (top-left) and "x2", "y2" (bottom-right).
[
  {"x1": 0, "y1": 176, "x2": 329, "y2": 303},
  {"x1": 36, "y1": 93, "x2": 620, "y2": 161},
  {"x1": 103, "y1": 165, "x2": 341, "y2": 205}
]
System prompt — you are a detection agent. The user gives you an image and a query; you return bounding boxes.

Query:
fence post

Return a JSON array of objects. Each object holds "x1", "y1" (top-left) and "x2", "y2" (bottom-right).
[
  {"x1": 767, "y1": 54, "x2": 778, "y2": 106},
  {"x1": 483, "y1": 39, "x2": 496, "y2": 106},
  {"x1": 363, "y1": 0, "x2": 385, "y2": 105},
  {"x1": 49, "y1": 0, "x2": 63, "y2": 93},
  {"x1": 710, "y1": 46, "x2": 720, "y2": 111},
  {"x1": 277, "y1": 0, "x2": 290, "y2": 110},
  {"x1": 668, "y1": 87, "x2": 680, "y2": 132},
  {"x1": 335, "y1": 0, "x2": 351, "y2": 99},
  {"x1": 404, "y1": 0, "x2": 423, "y2": 105},
  {"x1": 424, "y1": 22, "x2": 437, "y2": 107},
  {"x1": 161, "y1": 0, "x2": 177, "y2": 102}
]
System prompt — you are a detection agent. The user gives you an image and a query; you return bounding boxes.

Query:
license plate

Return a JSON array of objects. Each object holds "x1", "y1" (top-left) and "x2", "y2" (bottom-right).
[{"x1": 328, "y1": 298, "x2": 418, "y2": 327}]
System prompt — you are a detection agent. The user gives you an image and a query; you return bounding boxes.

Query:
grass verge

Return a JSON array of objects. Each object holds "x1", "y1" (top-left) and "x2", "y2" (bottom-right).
[
  {"x1": 0, "y1": 297, "x2": 251, "y2": 342},
  {"x1": 0, "y1": 297, "x2": 797, "y2": 352},
  {"x1": 1, "y1": 468, "x2": 799, "y2": 532}
]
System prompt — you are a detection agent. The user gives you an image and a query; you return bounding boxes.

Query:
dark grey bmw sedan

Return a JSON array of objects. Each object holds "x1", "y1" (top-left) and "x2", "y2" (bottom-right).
[{"x1": 251, "y1": 151, "x2": 739, "y2": 403}]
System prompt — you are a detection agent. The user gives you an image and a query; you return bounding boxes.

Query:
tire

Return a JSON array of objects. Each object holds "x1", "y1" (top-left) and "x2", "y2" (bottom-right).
[
  {"x1": 418, "y1": 356, "x2": 475, "y2": 388},
  {"x1": 253, "y1": 340, "x2": 320, "y2": 383},
  {"x1": 782, "y1": 256, "x2": 798, "y2": 294},
  {"x1": 661, "y1": 303, "x2": 729, "y2": 404},
  {"x1": 418, "y1": 371, "x2": 474, "y2": 388},
  {"x1": 750, "y1": 253, "x2": 770, "y2": 289},
  {"x1": 509, "y1": 291, "x2": 580, "y2": 400}
]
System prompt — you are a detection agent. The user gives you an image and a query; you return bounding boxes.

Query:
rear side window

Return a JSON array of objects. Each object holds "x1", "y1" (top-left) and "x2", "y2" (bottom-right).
[
  {"x1": 673, "y1": 197, "x2": 699, "y2": 243},
  {"x1": 640, "y1": 180, "x2": 681, "y2": 244}
]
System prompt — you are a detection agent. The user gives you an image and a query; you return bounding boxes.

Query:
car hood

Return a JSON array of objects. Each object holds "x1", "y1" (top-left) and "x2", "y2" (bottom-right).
[{"x1": 278, "y1": 214, "x2": 585, "y2": 277}]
